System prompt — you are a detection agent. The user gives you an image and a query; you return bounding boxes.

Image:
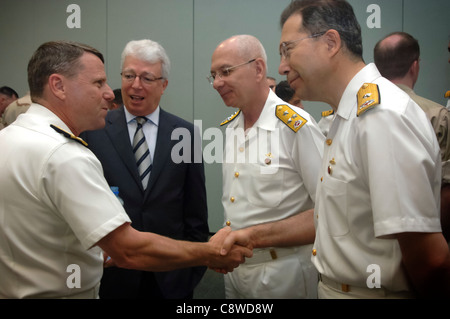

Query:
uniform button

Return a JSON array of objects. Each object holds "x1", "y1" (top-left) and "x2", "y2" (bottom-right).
[
  {"x1": 326, "y1": 139, "x2": 332, "y2": 146},
  {"x1": 226, "y1": 221, "x2": 231, "y2": 226},
  {"x1": 234, "y1": 172, "x2": 239, "y2": 178},
  {"x1": 312, "y1": 249, "x2": 317, "y2": 256},
  {"x1": 328, "y1": 166, "x2": 332, "y2": 175},
  {"x1": 239, "y1": 147, "x2": 244, "y2": 152},
  {"x1": 320, "y1": 176, "x2": 323, "y2": 182},
  {"x1": 230, "y1": 196, "x2": 235, "y2": 203}
]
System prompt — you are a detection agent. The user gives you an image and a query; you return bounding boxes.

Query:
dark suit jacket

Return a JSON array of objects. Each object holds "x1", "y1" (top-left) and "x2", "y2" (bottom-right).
[{"x1": 82, "y1": 106, "x2": 209, "y2": 298}]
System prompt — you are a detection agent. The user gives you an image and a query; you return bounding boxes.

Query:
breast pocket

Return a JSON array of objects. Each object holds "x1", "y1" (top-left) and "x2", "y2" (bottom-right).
[
  {"x1": 246, "y1": 164, "x2": 283, "y2": 208},
  {"x1": 322, "y1": 176, "x2": 349, "y2": 237}
]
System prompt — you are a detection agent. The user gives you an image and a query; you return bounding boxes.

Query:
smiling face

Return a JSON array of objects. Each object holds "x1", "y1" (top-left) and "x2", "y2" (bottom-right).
[
  {"x1": 210, "y1": 37, "x2": 264, "y2": 110},
  {"x1": 121, "y1": 55, "x2": 168, "y2": 116},
  {"x1": 278, "y1": 14, "x2": 327, "y2": 102}
]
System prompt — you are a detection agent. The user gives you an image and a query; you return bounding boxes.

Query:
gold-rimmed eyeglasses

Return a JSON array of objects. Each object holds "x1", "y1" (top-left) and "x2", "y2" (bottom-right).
[
  {"x1": 279, "y1": 32, "x2": 326, "y2": 59},
  {"x1": 207, "y1": 59, "x2": 256, "y2": 85},
  {"x1": 121, "y1": 72, "x2": 164, "y2": 85}
]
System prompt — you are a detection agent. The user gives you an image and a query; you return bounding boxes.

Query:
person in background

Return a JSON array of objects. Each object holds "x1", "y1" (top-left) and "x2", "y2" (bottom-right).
[
  {"x1": 2, "y1": 92, "x2": 32, "y2": 127},
  {"x1": 209, "y1": 34, "x2": 324, "y2": 299},
  {"x1": 267, "y1": 76, "x2": 277, "y2": 91},
  {"x1": 275, "y1": 80, "x2": 304, "y2": 108},
  {"x1": 108, "y1": 88, "x2": 123, "y2": 110},
  {"x1": 0, "y1": 86, "x2": 19, "y2": 129},
  {"x1": 82, "y1": 39, "x2": 210, "y2": 299}
]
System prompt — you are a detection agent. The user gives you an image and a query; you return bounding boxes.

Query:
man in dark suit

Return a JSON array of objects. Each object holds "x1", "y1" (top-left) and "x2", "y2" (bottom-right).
[{"x1": 82, "y1": 39, "x2": 209, "y2": 299}]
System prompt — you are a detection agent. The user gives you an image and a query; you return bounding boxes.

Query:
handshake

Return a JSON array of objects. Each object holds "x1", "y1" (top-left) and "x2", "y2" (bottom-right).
[{"x1": 206, "y1": 226, "x2": 253, "y2": 274}]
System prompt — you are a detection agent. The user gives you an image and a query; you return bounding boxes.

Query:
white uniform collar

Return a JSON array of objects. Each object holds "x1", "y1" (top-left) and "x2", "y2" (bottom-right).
[{"x1": 229, "y1": 89, "x2": 280, "y2": 132}]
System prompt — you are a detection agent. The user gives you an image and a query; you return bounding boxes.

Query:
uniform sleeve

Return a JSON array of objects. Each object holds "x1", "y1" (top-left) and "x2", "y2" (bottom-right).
[
  {"x1": 356, "y1": 100, "x2": 442, "y2": 237},
  {"x1": 40, "y1": 143, "x2": 131, "y2": 249}
]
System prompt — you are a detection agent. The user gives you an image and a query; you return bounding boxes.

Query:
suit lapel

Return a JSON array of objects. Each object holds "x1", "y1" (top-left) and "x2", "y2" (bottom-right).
[
  {"x1": 105, "y1": 107, "x2": 143, "y2": 190},
  {"x1": 144, "y1": 109, "x2": 176, "y2": 197}
]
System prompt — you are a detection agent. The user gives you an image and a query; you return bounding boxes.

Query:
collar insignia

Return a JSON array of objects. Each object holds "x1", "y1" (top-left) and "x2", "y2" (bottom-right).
[
  {"x1": 50, "y1": 124, "x2": 88, "y2": 147},
  {"x1": 220, "y1": 110, "x2": 241, "y2": 126}
]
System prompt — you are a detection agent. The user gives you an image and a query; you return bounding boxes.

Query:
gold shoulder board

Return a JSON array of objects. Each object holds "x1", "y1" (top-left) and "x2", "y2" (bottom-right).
[
  {"x1": 321, "y1": 109, "x2": 334, "y2": 117},
  {"x1": 50, "y1": 124, "x2": 88, "y2": 147},
  {"x1": 220, "y1": 110, "x2": 241, "y2": 126},
  {"x1": 357, "y1": 83, "x2": 380, "y2": 117},
  {"x1": 275, "y1": 104, "x2": 307, "y2": 133},
  {"x1": 445, "y1": 90, "x2": 450, "y2": 98}
]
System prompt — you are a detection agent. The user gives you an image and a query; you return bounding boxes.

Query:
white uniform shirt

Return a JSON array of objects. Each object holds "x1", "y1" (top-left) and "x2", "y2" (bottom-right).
[
  {"x1": 0, "y1": 104, "x2": 130, "y2": 298},
  {"x1": 312, "y1": 64, "x2": 442, "y2": 292},
  {"x1": 222, "y1": 90, "x2": 324, "y2": 230}
]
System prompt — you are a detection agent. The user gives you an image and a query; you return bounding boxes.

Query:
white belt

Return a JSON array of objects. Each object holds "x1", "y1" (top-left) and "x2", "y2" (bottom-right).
[
  {"x1": 244, "y1": 247, "x2": 300, "y2": 265},
  {"x1": 319, "y1": 274, "x2": 413, "y2": 298}
]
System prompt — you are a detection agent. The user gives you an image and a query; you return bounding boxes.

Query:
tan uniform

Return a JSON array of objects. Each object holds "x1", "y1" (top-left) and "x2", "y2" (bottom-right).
[{"x1": 397, "y1": 84, "x2": 450, "y2": 184}]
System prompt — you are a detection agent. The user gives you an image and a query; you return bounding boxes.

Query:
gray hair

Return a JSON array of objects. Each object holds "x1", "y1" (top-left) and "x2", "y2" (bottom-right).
[{"x1": 121, "y1": 39, "x2": 171, "y2": 79}]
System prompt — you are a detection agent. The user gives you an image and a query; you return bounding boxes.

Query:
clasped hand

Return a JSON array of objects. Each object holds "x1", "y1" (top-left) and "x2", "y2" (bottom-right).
[{"x1": 207, "y1": 226, "x2": 253, "y2": 274}]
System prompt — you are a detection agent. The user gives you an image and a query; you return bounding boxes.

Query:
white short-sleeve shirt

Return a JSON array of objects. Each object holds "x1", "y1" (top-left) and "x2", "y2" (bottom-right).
[
  {"x1": 312, "y1": 64, "x2": 442, "y2": 292},
  {"x1": 0, "y1": 104, "x2": 130, "y2": 298},
  {"x1": 222, "y1": 90, "x2": 324, "y2": 230}
]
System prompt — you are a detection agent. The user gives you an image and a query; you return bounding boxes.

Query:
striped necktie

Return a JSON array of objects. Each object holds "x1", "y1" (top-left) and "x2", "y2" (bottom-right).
[{"x1": 133, "y1": 116, "x2": 152, "y2": 189}]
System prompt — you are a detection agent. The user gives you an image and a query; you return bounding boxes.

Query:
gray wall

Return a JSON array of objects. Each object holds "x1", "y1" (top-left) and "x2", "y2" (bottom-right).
[{"x1": 1, "y1": 0, "x2": 449, "y2": 231}]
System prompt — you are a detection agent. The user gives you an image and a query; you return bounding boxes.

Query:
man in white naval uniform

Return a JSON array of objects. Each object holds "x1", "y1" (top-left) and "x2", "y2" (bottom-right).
[
  {"x1": 221, "y1": 0, "x2": 450, "y2": 299},
  {"x1": 210, "y1": 34, "x2": 324, "y2": 298}
]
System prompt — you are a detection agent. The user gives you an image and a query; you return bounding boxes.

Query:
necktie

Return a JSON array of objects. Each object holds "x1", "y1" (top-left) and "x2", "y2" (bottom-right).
[{"x1": 133, "y1": 116, "x2": 152, "y2": 189}]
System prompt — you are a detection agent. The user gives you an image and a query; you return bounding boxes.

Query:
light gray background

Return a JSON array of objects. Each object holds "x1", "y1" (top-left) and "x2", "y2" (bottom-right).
[{"x1": 1, "y1": 0, "x2": 449, "y2": 231}]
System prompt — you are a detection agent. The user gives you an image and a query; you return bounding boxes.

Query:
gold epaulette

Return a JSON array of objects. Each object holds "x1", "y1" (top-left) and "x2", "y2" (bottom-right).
[
  {"x1": 445, "y1": 91, "x2": 450, "y2": 99},
  {"x1": 275, "y1": 104, "x2": 307, "y2": 133},
  {"x1": 220, "y1": 110, "x2": 241, "y2": 126},
  {"x1": 321, "y1": 109, "x2": 334, "y2": 117},
  {"x1": 357, "y1": 83, "x2": 380, "y2": 116},
  {"x1": 50, "y1": 124, "x2": 88, "y2": 147}
]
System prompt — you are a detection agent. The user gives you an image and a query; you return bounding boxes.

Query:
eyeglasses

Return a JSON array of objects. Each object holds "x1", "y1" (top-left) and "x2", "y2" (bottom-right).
[
  {"x1": 207, "y1": 59, "x2": 256, "y2": 85},
  {"x1": 121, "y1": 71, "x2": 164, "y2": 85},
  {"x1": 279, "y1": 32, "x2": 326, "y2": 59}
]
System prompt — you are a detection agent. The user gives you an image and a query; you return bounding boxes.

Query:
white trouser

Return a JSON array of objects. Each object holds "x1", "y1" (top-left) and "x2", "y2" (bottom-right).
[{"x1": 224, "y1": 245, "x2": 318, "y2": 299}]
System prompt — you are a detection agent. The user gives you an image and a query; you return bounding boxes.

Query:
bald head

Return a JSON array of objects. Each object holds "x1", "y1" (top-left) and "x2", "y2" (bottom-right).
[
  {"x1": 214, "y1": 35, "x2": 267, "y2": 66},
  {"x1": 374, "y1": 32, "x2": 420, "y2": 80}
]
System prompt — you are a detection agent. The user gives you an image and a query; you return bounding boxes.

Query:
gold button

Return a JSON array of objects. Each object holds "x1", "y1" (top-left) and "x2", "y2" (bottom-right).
[
  {"x1": 234, "y1": 172, "x2": 239, "y2": 178},
  {"x1": 328, "y1": 166, "x2": 332, "y2": 175},
  {"x1": 326, "y1": 139, "x2": 332, "y2": 146},
  {"x1": 320, "y1": 176, "x2": 323, "y2": 182},
  {"x1": 239, "y1": 147, "x2": 244, "y2": 152},
  {"x1": 230, "y1": 197, "x2": 235, "y2": 203},
  {"x1": 226, "y1": 221, "x2": 231, "y2": 226},
  {"x1": 270, "y1": 249, "x2": 277, "y2": 260},
  {"x1": 312, "y1": 249, "x2": 317, "y2": 256},
  {"x1": 329, "y1": 158, "x2": 336, "y2": 165}
]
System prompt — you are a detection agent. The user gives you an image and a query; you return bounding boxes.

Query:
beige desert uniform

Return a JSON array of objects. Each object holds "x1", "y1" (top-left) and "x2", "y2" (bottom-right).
[
  {"x1": 312, "y1": 63, "x2": 441, "y2": 298},
  {"x1": 221, "y1": 89, "x2": 324, "y2": 299}
]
